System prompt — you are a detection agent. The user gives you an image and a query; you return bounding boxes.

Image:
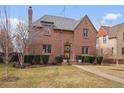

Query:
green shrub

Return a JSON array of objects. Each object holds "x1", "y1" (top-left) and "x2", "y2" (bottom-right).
[
  {"x1": 55, "y1": 56, "x2": 63, "y2": 64},
  {"x1": 96, "y1": 56, "x2": 103, "y2": 64},
  {"x1": 84, "y1": 56, "x2": 89, "y2": 62},
  {"x1": 33, "y1": 55, "x2": 43, "y2": 64},
  {"x1": 81, "y1": 55, "x2": 96, "y2": 64},
  {"x1": 24, "y1": 55, "x2": 43, "y2": 65},
  {"x1": 24, "y1": 55, "x2": 34, "y2": 64},
  {"x1": 87, "y1": 56, "x2": 96, "y2": 64},
  {"x1": 42, "y1": 55, "x2": 49, "y2": 64}
]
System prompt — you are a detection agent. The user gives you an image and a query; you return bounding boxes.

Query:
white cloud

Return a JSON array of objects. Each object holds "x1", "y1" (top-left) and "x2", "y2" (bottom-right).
[
  {"x1": 103, "y1": 13, "x2": 122, "y2": 20},
  {"x1": 101, "y1": 13, "x2": 122, "y2": 26}
]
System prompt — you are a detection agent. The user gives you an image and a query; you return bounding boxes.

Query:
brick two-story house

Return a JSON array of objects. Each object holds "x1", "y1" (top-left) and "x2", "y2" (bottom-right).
[
  {"x1": 28, "y1": 6, "x2": 97, "y2": 63},
  {"x1": 97, "y1": 23, "x2": 124, "y2": 64}
]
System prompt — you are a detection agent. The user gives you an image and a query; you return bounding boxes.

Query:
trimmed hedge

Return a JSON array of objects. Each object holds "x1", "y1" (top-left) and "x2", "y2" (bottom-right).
[
  {"x1": 24, "y1": 55, "x2": 49, "y2": 65},
  {"x1": 86, "y1": 56, "x2": 96, "y2": 64},
  {"x1": 55, "y1": 56, "x2": 63, "y2": 64},
  {"x1": 96, "y1": 56, "x2": 103, "y2": 64},
  {"x1": 24, "y1": 55, "x2": 34, "y2": 64},
  {"x1": 42, "y1": 55, "x2": 49, "y2": 64},
  {"x1": 79, "y1": 55, "x2": 103, "y2": 64}
]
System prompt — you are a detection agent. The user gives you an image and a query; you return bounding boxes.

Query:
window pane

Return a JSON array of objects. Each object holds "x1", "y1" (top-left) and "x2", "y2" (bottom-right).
[
  {"x1": 42, "y1": 44, "x2": 51, "y2": 53},
  {"x1": 82, "y1": 46, "x2": 88, "y2": 54},
  {"x1": 83, "y1": 28, "x2": 88, "y2": 37},
  {"x1": 48, "y1": 45, "x2": 51, "y2": 53}
]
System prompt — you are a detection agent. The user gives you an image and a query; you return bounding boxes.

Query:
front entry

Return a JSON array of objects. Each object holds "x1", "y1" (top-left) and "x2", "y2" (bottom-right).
[{"x1": 64, "y1": 43, "x2": 71, "y2": 59}]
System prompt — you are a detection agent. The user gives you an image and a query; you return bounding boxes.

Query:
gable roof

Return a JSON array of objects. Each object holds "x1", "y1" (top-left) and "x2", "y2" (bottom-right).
[
  {"x1": 32, "y1": 15, "x2": 96, "y2": 32},
  {"x1": 97, "y1": 23, "x2": 124, "y2": 38},
  {"x1": 74, "y1": 15, "x2": 97, "y2": 32},
  {"x1": 97, "y1": 26, "x2": 110, "y2": 37}
]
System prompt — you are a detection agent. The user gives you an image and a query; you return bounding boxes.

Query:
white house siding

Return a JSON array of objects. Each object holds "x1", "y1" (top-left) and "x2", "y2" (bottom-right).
[{"x1": 96, "y1": 36, "x2": 117, "y2": 59}]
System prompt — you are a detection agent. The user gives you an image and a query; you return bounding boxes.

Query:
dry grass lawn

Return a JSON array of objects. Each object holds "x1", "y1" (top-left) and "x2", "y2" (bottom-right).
[{"x1": 0, "y1": 64, "x2": 124, "y2": 88}]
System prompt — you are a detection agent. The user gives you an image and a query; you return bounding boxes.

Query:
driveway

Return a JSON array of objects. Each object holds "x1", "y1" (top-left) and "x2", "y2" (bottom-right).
[{"x1": 73, "y1": 65, "x2": 124, "y2": 84}]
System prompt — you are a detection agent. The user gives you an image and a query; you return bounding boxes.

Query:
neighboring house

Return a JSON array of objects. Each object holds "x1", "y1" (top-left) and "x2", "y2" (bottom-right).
[
  {"x1": 28, "y1": 7, "x2": 97, "y2": 63},
  {"x1": 96, "y1": 26, "x2": 111, "y2": 56},
  {"x1": 97, "y1": 23, "x2": 124, "y2": 64}
]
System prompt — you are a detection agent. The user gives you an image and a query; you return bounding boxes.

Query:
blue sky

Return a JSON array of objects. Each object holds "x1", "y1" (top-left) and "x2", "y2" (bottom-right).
[{"x1": 3, "y1": 5, "x2": 124, "y2": 30}]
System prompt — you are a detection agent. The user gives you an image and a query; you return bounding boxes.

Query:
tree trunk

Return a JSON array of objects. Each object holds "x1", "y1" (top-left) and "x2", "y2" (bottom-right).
[
  {"x1": 5, "y1": 47, "x2": 9, "y2": 80},
  {"x1": 18, "y1": 54, "x2": 24, "y2": 66}
]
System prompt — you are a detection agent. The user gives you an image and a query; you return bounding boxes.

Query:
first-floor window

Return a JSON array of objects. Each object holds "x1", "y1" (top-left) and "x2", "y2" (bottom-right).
[
  {"x1": 82, "y1": 46, "x2": 89, "y2": 54},
  {"x1": 42, "y1": 44, "x2": 51, "y2": 53},
  {"x1": 122, "y1": 47, "x2": 124, "y2": 55}
]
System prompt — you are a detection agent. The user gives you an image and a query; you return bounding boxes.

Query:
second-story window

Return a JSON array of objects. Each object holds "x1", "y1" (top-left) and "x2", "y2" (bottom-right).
[
  {"x1": 43, "y1": 26, "x2": 51, "y2": 36},
  {"x1": 41, "y1": 21, "x2": 54, "y2": 36},
  {"x1": 83, "y1": 28, "x2": 88, "y2": 38},
  {"x1": 103, "y1": 36, "x2": 107, "y2": 44}
]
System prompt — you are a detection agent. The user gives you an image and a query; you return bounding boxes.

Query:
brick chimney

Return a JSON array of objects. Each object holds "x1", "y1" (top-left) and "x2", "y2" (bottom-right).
[{"x1": 28, "y1": 6, "x2": 33, "y2": 29}]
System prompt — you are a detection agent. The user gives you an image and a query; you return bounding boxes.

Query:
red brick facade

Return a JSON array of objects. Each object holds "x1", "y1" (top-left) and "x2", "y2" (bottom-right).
[{"x1": 28, "y1": 7, "x2": 97, "y2": 63}]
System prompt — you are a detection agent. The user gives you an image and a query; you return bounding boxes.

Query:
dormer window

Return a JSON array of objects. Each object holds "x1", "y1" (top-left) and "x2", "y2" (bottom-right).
[
  {"x1": 41, "y1": 21, "x2": 54, "y2": 36},
  {"x1": 43, "y1": 26, "x2": 51, "y2": 36},
  {"x1": 83, "y1": 28, "x2": 88, "y2": 38}
]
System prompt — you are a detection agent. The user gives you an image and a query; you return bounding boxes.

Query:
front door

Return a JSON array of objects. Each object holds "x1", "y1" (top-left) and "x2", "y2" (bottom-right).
[{"x1": 64, "y1": 44, "x2": 71, "y2": 59}]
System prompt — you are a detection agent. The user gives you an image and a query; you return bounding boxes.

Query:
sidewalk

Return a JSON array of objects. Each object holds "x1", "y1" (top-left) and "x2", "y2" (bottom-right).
[{"x1": 73, "y1": 65, "x2": 124, "y2": 84}]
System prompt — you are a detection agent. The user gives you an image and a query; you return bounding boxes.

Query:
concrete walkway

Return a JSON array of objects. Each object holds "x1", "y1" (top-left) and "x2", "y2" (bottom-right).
[{"x1": 73, "y1": 65, "x2": 124, "y2": 84}]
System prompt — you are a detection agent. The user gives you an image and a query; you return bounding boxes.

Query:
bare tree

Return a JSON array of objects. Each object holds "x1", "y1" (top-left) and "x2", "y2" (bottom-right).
[
  {"x1": 15, "y1": 22, "x2": 29, "y2": 66},
  {"x1": 15, "y1": 21, "x2": 43, "y2": 66},
  {"x1": 0, "y1": 6, "x2": 15, "y2": 80},
  {"x1": 100, "y1": 47, "x2": 113, "y2": 63}
]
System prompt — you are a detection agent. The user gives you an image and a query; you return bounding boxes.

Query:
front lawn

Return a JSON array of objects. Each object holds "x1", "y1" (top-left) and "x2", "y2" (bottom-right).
[
  {"x1": 0, "y1": 64, "x2": 124, "y2": 88},
  {"x1": 85, "y1": 65, "x2": 124, "y2": 79}
]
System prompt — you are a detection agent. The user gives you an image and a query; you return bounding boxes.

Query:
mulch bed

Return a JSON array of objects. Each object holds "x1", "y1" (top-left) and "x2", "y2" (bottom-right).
[{"x1": 1, "y1": 77, "x2": 20, "y2": 82}]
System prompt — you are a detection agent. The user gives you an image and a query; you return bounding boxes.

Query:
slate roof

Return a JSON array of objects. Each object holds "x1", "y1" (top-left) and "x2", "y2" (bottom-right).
[
  {"x1": 102, "y1": 26, "x2": 110, "y2": 34},
  {"x1": 32, "y1": 15, "x2": 77, "y2": 31},
  {"x1": 109, "y1": 23, "x2": 124, "y2": 38},
  {"x1": 32, "y1": 15, "x2": 97, "y2": 32}
]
